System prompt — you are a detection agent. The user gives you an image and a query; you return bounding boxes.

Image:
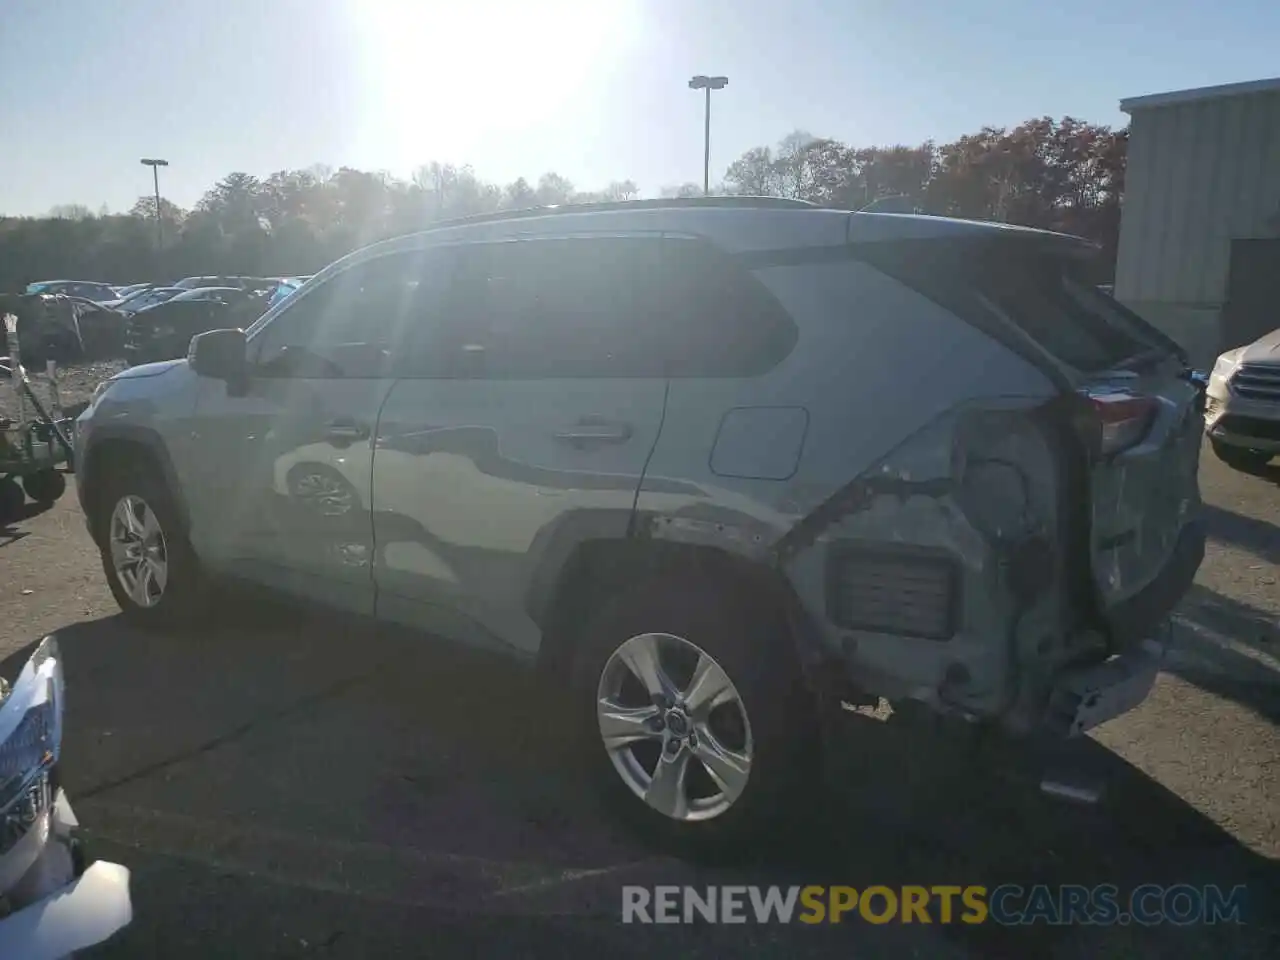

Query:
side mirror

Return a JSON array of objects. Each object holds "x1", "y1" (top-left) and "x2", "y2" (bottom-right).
[{"x1": 189, "y1": 328, "x2": 247, "y2": 381}]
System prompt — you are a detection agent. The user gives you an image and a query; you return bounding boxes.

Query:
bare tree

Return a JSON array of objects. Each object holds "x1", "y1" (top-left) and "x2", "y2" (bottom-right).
[
  {"x1": 47, "y1": 204, "x2": 94, "y2": 220},
  {"x1": 659, "y1": 182, "x2": 703, "y2": 199}
]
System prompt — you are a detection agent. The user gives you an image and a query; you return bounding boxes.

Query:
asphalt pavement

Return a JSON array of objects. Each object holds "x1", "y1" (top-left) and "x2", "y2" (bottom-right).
[{"x1": 0, "y1": 443, "x2": 1275, "y2": 958}]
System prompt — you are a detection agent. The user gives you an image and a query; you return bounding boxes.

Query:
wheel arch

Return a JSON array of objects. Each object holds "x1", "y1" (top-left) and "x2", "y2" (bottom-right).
[
  {"x1": 80, "y1": 426, "x2": 189, "y2": 543},
  {"x1": 532, "y1": 532, "x2": 821, "y2": 690}
]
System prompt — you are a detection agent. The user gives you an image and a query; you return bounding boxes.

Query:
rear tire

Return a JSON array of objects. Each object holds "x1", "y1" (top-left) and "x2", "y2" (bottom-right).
[
  {"x1": 570, "y1": 573, "x2": 819, "y2": 857},
  {"x1": 1211, "y1": 438, "x2": 1272, "y2": 472},
  {"x1": 93, "y1": 464, "x2": 206, "y2": 628}
]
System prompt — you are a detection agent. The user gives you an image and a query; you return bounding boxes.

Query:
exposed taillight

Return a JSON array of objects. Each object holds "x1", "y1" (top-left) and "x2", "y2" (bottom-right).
[{"x1": 1071, "y1": 389, "x2": 1158, "y2": 459}]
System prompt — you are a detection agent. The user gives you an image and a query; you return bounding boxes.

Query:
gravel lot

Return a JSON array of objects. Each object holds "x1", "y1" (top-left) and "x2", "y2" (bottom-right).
[
  {"x1": 0, "y1": 358, "x2": 127, "y2": 422},
  {"x1": 0, "y1": 368, "x2": 1275, "y2": 958}
]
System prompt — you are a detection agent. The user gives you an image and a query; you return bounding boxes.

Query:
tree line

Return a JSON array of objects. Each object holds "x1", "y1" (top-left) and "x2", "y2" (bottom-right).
[{"x1": 0, "y1": 115, "x2": 1125, "y2": 290}]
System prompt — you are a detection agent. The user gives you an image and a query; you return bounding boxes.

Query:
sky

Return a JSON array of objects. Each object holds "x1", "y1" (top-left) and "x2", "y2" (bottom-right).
[{"x1": 1, "y1": 0, "x2": 1277, "y2": 216}]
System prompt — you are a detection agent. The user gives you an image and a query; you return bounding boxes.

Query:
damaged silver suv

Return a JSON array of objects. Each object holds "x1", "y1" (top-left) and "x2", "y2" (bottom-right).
[{"x1": 74, "y1": 198, "x2": 1205, "y2": 847}]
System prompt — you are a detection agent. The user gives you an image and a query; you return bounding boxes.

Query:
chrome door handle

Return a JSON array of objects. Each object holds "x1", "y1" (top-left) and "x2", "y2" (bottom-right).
[
  {"x1": 554, "y1": 422, "x2": 633, "y2": 445},
  {"x1": 325, "y1": 421, "x2": 370, "y2": 442}
]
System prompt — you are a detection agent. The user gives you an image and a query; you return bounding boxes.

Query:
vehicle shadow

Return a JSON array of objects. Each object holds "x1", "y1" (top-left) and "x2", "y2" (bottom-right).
[
  {"x1": 0, "y1": 497, "x2": 59, "y2": 546},
  {"x1": 1171, "y1": 586, "x2": 1280, "y2": 724},
  {"x1": 1216, "y1": 459, "x2": 1280, "y2": 486},
  {"x1": 3, "y1": 607, "x2": 1275, "y2": 959},
  {"x1": 1201, "y1": 502, "x2": 1280, "y2": 564}
]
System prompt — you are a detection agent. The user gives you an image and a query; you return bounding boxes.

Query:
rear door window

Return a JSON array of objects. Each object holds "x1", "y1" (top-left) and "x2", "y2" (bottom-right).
[{"x1": 423, "y1": 236, "x2": 797, "y2": 379}]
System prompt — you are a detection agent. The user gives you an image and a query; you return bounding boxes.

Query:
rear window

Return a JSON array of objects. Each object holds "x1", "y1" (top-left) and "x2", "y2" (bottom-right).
[{"x1": 857, "y1": 238, "x2": 1177, "y2": 373}]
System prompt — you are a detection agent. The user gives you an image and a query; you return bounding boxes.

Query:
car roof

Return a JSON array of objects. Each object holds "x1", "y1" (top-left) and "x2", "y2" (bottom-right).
[
  {"x1": 251, "y1": 198, "x2": 1092, "y2": 334},
  {"x1": 172, "y1": 286, "x2": 243, "y2": 300},
  {"x1": 123, "y1": 285, "x2": 178, "y2": 297},
  {"x1": 315, "y1": 198, "x2": 1086, "y2": 277}
]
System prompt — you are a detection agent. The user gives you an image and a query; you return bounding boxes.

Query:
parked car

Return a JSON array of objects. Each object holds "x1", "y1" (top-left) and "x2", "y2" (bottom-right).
[
  {"x1": 123, "y1": 286, "x2": 270, "y2": 365},
  {"x1": 23, "y1": 280, "x2": 118, "y2": 302},
  {"x1": 1203, "y1": 327, "x2": 1280, "y2": 470},
  {"x1": 171, "y1": 275, "x2": 278, "y2": 292},
  {"x1": 75, "y1": 198, "x2": 1205, "y2": 850},
  {"x1": 6, "y1": 293, "x2": 124, "y2": 363},
  {"x1": 104, "y1": 286, "x2": 184, "y2": 316},
  {"x1": 264, "y1": 278, "x2": 305, "y2": 311},
  {"x1": 112, "y1": 283, "x2": 154, "y2": 298}
]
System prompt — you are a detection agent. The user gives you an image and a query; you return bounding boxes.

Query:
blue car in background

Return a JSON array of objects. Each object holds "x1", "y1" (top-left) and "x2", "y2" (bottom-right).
[{"x1": 265, "y1": 275, "x2": 310, "y2": 311}]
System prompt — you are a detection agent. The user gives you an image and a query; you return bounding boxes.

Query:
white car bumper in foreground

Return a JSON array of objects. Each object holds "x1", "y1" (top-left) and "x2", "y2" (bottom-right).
[
  {"x1": 0, "y1": 862, "x2": 132, "y2": 960},
  {"x1": 0, "y1": 790, "x2": 132, "y2": 960}
]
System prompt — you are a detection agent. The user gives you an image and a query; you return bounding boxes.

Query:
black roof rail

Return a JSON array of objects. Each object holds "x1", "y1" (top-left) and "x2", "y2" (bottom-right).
[{"x1": 418, "y1": 195, "x2": 819, "y2": 232}]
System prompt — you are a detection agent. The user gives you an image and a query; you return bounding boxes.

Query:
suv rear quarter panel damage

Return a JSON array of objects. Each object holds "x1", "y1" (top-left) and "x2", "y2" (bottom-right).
[{"x1": 636, "y1": 257, "x2": 1068, "y2": 726}]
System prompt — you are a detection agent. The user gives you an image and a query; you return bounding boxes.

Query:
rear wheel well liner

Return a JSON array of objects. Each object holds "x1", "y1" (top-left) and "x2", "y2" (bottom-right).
[{"x1": 534, "y1": 537, "x2": 817, "y2": 688}]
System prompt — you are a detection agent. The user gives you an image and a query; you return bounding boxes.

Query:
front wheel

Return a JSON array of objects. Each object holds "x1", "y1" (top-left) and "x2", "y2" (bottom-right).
[
  {"x1": 94, "y1": 466, "x2": 205, "y2": 627},
  {"x1": 571, "y1": 574, "x2": 819, "y2": 855},
  {"x1": 1210, "y1": 438, "x2": 1273, "y2": 472}
]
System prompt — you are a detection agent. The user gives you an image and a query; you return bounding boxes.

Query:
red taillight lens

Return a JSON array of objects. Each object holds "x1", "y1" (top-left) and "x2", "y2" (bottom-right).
[{"x1": 1074, "y1": 390, "x2": 1158, "y2": 458}]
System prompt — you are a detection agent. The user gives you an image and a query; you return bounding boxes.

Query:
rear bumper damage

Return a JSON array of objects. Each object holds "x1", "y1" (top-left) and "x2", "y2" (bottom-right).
[
  {"x1": 1106, "y1": 519, "x2": 1204, "y2": 648},
  {"x1": 1042, "y1": 519, "x2": 1203, "y2": 737},
  {"x1": 792, "y1": 519, "x2": 1203, "y2": 739},
  {"x1": 1045, "y1": 628, "x2": 1168, "y2": 737},
  {"x1": 779, "y1": 405, "x2": 1205, "y2": 742}
]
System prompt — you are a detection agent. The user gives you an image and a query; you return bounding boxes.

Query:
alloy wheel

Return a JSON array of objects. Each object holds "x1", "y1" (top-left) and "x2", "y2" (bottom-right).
[
  {"x1": 596, "y1": 632, "x2": 753, "y2": 822},
  {"x1": 108, "y1": 494, "x2": 168, "y2": 608}
]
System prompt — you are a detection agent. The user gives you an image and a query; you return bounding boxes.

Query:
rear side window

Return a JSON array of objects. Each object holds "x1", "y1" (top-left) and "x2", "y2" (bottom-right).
[
  {"x1": 857, "y1": 239, "x2": 1171, "y2": 373},
  {"x1": 430, "y1": 236, "x2": 796, "y2": 379}
]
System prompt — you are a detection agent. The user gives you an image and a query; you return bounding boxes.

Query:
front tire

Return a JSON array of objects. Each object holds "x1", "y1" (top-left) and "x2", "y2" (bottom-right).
[
  {"x1": 93, "y1": 465, "x2": 205, "y2": 627},
  {"x1": 1210, "y1": 438, "x2": 1272, "y2": 472},
  {"x1": 570, "y1": 573, "x2": 819, "y2": 856}
]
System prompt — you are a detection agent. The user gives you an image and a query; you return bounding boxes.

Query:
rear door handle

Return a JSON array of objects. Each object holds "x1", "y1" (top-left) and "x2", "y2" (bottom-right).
[
  {"x1": 554, "y1": 420, "x2": 633, "y2": 446},
  {"x1": 325, "y1": 419, "x2": 371, "y2": 442}
]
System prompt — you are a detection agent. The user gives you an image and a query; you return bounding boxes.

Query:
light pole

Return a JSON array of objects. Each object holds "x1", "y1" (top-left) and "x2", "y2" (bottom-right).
[
  {"x1": 688, "y1": 75, "x2": 727, "y2": 196},
  {"x1": 139, "y1": 158, "x2": 169, "y2": 247}
]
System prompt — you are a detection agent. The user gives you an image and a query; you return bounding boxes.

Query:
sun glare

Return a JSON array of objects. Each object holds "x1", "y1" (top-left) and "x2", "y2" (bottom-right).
[{"x1": 351, "y1": 0, "x2": 639, "y2": 170}]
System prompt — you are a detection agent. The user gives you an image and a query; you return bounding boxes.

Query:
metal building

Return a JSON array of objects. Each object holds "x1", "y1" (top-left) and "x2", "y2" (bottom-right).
[{"x1": 1115, "y1": 77, "x2": 1280, "y2": 367}]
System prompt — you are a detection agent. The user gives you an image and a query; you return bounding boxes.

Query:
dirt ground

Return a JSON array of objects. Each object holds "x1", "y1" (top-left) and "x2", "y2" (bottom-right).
[
  {"x1": 0, "y1": 358, "x2": 126, "y2": 422},
  {"x1": 0, "y1": 371, "x2": 1275, "y2": 958}
]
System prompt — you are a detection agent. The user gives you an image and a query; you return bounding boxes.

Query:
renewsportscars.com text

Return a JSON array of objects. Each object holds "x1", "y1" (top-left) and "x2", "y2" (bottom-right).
[{"x1": 621, "y1": 884, "x2": 1247, "y2": 926}]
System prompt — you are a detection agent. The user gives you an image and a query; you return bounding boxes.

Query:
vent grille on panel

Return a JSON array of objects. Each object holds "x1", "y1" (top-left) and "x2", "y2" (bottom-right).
[{"x1": 825, "y1": 543, "x2": 960, "y2": 640}]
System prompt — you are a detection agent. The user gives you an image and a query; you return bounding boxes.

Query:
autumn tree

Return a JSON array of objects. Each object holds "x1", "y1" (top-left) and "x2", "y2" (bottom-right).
[{"x1": 0, "y1": 115, "x2": 1130, "y2": 291}]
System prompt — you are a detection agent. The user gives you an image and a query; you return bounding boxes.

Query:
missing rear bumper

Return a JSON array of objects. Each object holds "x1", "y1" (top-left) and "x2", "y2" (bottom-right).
[{"x1": 1045, "y1": 622, "x2": 1169, "y2": 737}]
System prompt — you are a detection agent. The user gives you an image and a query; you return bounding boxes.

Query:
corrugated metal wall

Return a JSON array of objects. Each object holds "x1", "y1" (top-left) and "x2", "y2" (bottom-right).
[{"x1": 1116, "y1": 90, "x2": 1280, "y2": 306}]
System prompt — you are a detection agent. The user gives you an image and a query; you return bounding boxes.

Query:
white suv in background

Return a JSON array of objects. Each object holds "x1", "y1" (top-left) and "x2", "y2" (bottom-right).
[
  {"x1": 74, "y1": 198, "x2": 1205, "y2": 850},
  {"x1": 1205, "y1": 328, "x2": 1280, "y2": 471}
]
